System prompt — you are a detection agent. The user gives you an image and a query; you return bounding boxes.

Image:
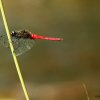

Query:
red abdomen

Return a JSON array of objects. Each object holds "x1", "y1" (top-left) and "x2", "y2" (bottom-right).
[{"x1": 31, "y1": 34, "x2": 63, "y2": 41}]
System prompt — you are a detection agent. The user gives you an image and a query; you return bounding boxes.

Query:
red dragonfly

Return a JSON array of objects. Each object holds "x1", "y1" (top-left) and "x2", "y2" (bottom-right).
[
  {"x1": 0, "y1": 30, "x2": 63, "y2": 56},
  {"x1": 11, "y1": 30, "x2": 63, "y2": 41}
]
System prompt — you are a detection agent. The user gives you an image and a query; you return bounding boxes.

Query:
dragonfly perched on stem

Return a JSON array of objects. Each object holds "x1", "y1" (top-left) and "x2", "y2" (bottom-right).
[{"x1": 0, "y1": 30, "x2": 63, "y2": 56}]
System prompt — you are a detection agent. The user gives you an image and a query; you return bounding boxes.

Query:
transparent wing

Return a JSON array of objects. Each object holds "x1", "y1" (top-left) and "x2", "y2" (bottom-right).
[
  {"x1": 0, "y1": 33, "x2": 35, "y2": 56},
  {"x1": 0, "y1": 33, "x2": 9, "y2": 47},
  {"x1": 12, "y1": 37, "x2": 35, "y2": 56}
]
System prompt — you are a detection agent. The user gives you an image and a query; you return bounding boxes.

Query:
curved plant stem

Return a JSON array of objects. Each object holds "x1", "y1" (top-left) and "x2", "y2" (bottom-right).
[
  {"x1": 82, "y1": 82, "x2": 90, "y2": 100},
  {"x1": 0, "y1": 0, "x2": 30, "y2": 100}
]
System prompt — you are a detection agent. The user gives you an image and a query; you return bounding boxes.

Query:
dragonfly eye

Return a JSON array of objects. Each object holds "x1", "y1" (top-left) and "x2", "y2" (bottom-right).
[{"x1": 11, "y1": 31, "x2": 16, "y2": 36}]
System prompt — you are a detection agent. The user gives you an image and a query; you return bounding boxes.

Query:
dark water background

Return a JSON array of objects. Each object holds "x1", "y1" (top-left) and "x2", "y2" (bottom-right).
[{"x1": 0, "y1": 0, "x2": 100, "y2": 99}]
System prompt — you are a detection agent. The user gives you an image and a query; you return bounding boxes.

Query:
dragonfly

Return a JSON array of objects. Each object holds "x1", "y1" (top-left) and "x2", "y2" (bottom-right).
[{"x1": 0, "y1": 30, "x2": 63, "y2": 56}]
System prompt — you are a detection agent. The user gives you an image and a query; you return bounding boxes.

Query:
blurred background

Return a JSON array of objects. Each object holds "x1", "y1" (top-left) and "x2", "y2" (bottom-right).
[{"x1": 0, "y1": 0, "x2": 100, "y2": 100}]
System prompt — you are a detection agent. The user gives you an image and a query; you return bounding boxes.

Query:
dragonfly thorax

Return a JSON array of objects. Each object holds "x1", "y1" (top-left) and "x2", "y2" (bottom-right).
[{"x1": 11, "y1": 30, "x2": 31, "y2": 39}]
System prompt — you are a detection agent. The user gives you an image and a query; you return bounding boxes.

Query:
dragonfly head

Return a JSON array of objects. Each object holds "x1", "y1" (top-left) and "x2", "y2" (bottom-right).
[{"x1": 11, "y1": 31, "x2": 17, "y2": 37}]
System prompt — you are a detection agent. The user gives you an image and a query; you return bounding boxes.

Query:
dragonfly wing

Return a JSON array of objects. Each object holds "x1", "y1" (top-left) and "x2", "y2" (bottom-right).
[
  {"x1": 0, "y1": 33, "x2": 35, "y2": 56},
  {"x1": 0, "y1": 33, "x2": 9, "y2": 47},
  {"x1": 12, "y1": 38, "x2": 35, "y2": 56}
]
